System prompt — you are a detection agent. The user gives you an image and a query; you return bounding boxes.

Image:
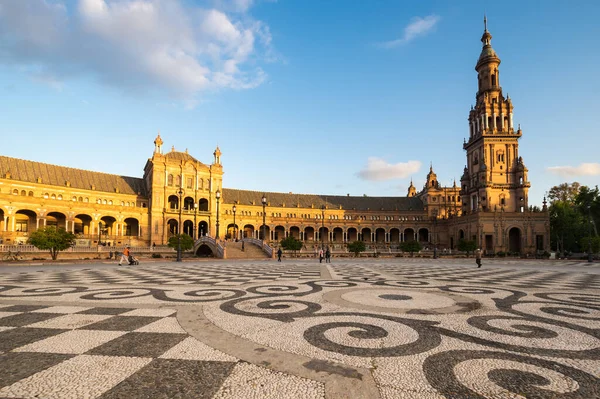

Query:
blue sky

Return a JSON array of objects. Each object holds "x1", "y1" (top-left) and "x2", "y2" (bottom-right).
[{"x1": 1, "y1": 0, "x2": 599, "y2": 205}]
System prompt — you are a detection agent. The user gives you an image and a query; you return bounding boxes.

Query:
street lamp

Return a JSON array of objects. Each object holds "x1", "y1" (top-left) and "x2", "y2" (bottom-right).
[
  {"x1": 193, "y1": 202, "x2": 198, "y2": 240},
  {"x1": 588, "y1": 204, "x2": 593, "y2": 263},
  {"x1": 321, "y1": 204, "x2": 325, "y2": 250},
  {"x1": 215, "y1": 190, "x2": 221, "y2": 239},
  {"x1": 261, "y1": 194, "x2": 267, "y2": 241},
  {"x1": 432, "y1": 210, "x2": 438, "y2": 259},
  {"x1": 176, "y1": 187, "x2": 184, "y2": 262},
  {"x1": 232, "y1": 204, "x2": 237, "y2": 241},
  {"x1": 98, "y1": 221, "x2": 103, "y2": 245}
]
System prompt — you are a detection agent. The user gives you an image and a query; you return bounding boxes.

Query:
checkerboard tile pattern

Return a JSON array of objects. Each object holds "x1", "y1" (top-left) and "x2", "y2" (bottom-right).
[
  {"x1": 0, "y1": 304, "x2": 324, "y2": 399},
  {"x1": 331, "y1": 263, "x2": 600, "y2": 290},
  {"x1": 0, "y1": 263, "x2": 322, "y2": 286}
]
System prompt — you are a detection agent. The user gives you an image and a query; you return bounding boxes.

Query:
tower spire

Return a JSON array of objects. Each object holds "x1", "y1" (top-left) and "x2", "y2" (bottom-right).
[{"x1": 484, "y1": 14, "x2": 487, "y2": 31}]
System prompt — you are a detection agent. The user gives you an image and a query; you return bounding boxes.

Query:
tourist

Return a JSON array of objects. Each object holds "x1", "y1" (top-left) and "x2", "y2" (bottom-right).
[
  {"x1": 318, "y1": 248, "x2": 324, "y2": 263},
  {"x1": 119, "y1": 246, "x2": 130, "y2": 266},
  {"x1": 325, "y1": 246, "x2": 331, "y2": 263},
  {"x1": 277, "y1": 247, "x2": 282, "y2": 262},
  {"x1": 475, "y1": 248, "x2": 482, "y2": 268}
]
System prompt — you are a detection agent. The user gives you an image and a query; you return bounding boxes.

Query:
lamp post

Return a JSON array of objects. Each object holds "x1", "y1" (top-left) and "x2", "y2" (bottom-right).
[
  {"x1": 176, "y1": 187, "x2": 184, "y2": 262},
  {"x1": 193, "y1": 202, "x2": 198, "y2": 240},
  {"x1": 261, "y1": 194, "x2": 267, "y2": 241},
  {"x1": 432, "y1": 210, "x2": 438, "y2": 259},
  {"x1": 321, "y1": 205, "x2": 325, "y2": 250},
  {"x1": 232, "y1": 204, "x2": 237, "y2": 241},
  {"x1": 588, "y1": 204, "x2": 593, "y2": 263},
  {"x1": 98, "y1": 222, "x2": 103, "y2": 246},
  {"x1": 215, "y1": 190, "x2": 221, "y2": 239}
]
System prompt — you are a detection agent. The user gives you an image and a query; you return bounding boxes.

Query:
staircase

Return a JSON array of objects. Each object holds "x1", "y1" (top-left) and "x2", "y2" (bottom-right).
[{"x1": 225, "y1": 240, "x2": 271, "y2": 259}]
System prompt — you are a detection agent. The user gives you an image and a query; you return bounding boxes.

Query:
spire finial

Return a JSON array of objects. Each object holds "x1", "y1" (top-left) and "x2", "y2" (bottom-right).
[{"x1": 484, "y1": 14, "x2": 487, "y2": 31}]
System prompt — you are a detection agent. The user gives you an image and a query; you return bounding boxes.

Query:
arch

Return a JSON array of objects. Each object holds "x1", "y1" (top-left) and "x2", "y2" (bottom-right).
[
  {"x1": 418, "y1": 228, "x2": 429, "y2": 242},
  {"x1": 375, "y1": 228, "x2": 386, "y2": 243},
  {"x1": 183, "y1": 196, "x2": 195, "y2": 211},
  {"x1": 243, "y1": 224, "x2": 254, "y2": 239},
  {"x1": 361, "y1": 227, "x2": 372, "y2": 242},
  {"x1": 99, "y1": 216, "x2": 117, "y2": 237},
  {"x1": 168, "y1": 195, "x2": 179, "y2": 210},
  {"x1": 458, "y1": 229, "x2": 465, "y2": 240},
  {"x1": 28, "y1": 191, "x2": 34, "y2": 197},
  {"x1": 347, "y1": 227, "x2": 358, "y2": 242},
  {"x1": 15, "y1": 209, "x2": 37, "y2": 233},
  {"x1": 199, "y1": 221, "x2": 209, "y2": 237},
  {"x1": 318, "y1": 226, "x2": 329, "y2": 243},
  {"x1": 304, "y1": 226, "x2": 315, "y2": 241},
  {"x1": 124, "y1": 217, "x2": 140, "y2": 236},
  {"x1": 198, "y1": 198, "x2": 209, "y2": 211},
  {"x1": 20, "y1": 190, "x2": 26, "y2": 196},
  {"x1": 74, "y1": 214, "x2": 93, "y2": 235},
  {"x1": 404, "y1": 228, "x2": 415, "y2": 241},
  {"x1": 259, "y1": 225, "x2": 270, "y2": 240},
  {"x1": 274, "y1": 225, "x2": 285, "y2": 241},
  {"x1": 289, "y1": 226, "x2": 300, "y2": 239},
  {"x1": 183, "y1": 220, "x2": 194, "y2": 236},
  {"x1": 333, "y1": 227, "x2": 343, "y2": 242},
  {"x1": 195, "y1": 244, "x2": 214, "y2": 257},
  {"x1": 390, "y1": 228, "x2": 400, "y2": 243},
  {"x1": 227, "y1": 223, "x2": 239, "y2": 240},
  {"x1": 167, "y1": 219, "x2": 179, "y2": 235},
  {"x1": 0, "y1": 208, "x2": 5, "y2": 233},
  {"x1": 46, "y1": 212, "x2": 67, "y2": 229},
  {"x1": 508, "y1": 227, "x2": 522, "y2": 253}
]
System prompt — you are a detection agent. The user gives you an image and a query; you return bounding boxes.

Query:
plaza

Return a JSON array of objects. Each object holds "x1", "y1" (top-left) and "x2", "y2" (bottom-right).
[{"x1": 0, "y1": 257, "x2": 598, "y2": 398}]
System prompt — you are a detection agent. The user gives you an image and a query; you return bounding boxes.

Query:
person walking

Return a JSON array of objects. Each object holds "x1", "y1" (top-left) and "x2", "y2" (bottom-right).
[
  {"x1": 325, "y1": 246, "x2": 331, "y2": 263},
  {"x1": 277, "y1": 247, "x2": 282, "y2": 262},
  {"x1": 475, "y1": 248, "x2": 482, "y2": 268},
  {"x1": 119, "y1": 246, "x2": 130, "y2": 266},
  {"x1": 318, "y1": 248, "x2": 324, "y2": 263}
]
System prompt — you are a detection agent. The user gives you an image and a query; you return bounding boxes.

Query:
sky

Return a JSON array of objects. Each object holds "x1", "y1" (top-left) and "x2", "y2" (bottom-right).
[{"x1": 1, "y1": 0, "x2": 599, "y2": 206}]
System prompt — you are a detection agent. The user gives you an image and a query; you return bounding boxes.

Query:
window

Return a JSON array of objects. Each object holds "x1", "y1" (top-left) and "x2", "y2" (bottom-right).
[
  {"x1": 16, "y1": 220, "x2": 28, "y2": 232},
  {"x1": 176, "y1": 175, "x2": 181, "y2": 187},
  {"x1": 13, "y1": 189, "x2": 18, "y2": 195},
  {"x1": 167, "y1": 174, "x2": 173, "y2": 186},
  {"x1": 29, "y1": 191, "x2": 34, "y2": 196},
  {"x1": 58, "y1": 195, "x2": 63, "y2": 200},
  {"x1": 21, "y1": 190, "x2": 26, "y2": 196},
  {"x1": 72, "y1": 196, "x2": 77, "y2": 201},
  {"x1": 491, "y1": 73, "x2": 497, "y2": 86},
  {"x1": 187, "y1": 177, "x2": 193, "y2": 189}
]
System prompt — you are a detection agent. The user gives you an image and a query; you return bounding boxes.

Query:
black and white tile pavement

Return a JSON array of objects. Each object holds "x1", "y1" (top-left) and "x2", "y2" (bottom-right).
[
  {"x1": 0, "y1": 304, "x2": 325, "y2": 399},
  {"x1": 1, "y1": 260, "x2": 599, "y2": 398}
]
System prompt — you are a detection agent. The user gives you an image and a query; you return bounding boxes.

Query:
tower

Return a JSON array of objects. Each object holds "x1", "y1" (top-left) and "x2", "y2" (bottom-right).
[{"x1": 461, "y1": 17, "x2": 530, "y2": 214}]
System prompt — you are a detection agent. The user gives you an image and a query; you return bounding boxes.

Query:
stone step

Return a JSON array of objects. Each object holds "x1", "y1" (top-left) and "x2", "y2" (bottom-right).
[{"x1": 225, "y1": 241, "x2": 270, "y2": 259}]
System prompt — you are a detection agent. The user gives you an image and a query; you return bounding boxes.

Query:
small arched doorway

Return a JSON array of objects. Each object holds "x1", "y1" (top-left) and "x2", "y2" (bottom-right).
[
  {"x1": 198, "y1": 221, "x2": 209, "y2": 237},
  {"x1": 508, "y1": 227, "x2": 521, "y2": 253}
]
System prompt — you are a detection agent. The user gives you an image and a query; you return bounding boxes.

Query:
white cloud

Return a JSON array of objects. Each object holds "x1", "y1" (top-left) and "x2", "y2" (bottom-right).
[
  {"x1": 357, "y1": 158, "x2": 421, "y2": 181},
  {"x1": 547, "y1": 163, "x2": 600, "y2": 177},
  {"x1": 380, "y1": 15, "x2": 440, "y2": 48},
  {"x1": 0, "y1": 0, "x2": 276, "y2": 105}
]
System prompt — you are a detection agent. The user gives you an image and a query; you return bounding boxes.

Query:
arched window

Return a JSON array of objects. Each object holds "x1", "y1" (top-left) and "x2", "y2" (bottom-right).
[
  {"x1": 51, "y1": 194, "x2": 56, "y2": 200},
  {"x1": 176, "y1": 175, "x2": 181, "y2": 187},
  {"x1": 491, "y1": 73, "x2": 496, "y2": 86},
  {"x1": 78, "y1": 197, "x2": 83, "y2": 202},
  {"x1": 13, "y1": 189, "x2": 18, "y2": 195},
  {"x1": 167, "y1": 174, "x2": 173, "y2": 186},
  {"x1": 21, "y1": 190, "x2": 26, "y2": 196},
  {"x1": 57, "y1": 195, "x2": 63, "y2": 200},
  {"x1": 85, "y1": 198, "x2": 89, "y2": 203},
  {"x1": 29, "y1": 191, "x2": 34, "y2": 196},
  {"x1": 108, "y1": 200, "x2": 113, "y2": 205},
  {"x1": 72, "y1": 196, "x2": 77, "y2": 201}
]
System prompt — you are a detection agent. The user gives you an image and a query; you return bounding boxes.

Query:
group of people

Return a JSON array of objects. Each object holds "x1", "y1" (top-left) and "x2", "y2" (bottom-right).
[{"x1": 275, "y1": 246, "x2": 332, "y2": 263}]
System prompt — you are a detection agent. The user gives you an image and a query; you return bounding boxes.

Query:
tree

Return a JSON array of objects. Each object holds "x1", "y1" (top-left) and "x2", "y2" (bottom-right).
[
  {"x1": 280, "y1": 236, "x2": 303, "y2": 257},
  {"x1": 167, "y1": 234, "x2": 194, "y2": 251},
  {"x1": 400, "y1": 240, "x2": 422, "y2": 257},
  {"x1": 347, "y1": 241, "x2": 366, "y2": 257},
  {"x1": 457, "y1": 239, "x2": 477, "y2": 257},
  {"x1": 580, "y1": 236, "x2": 600, "y2": 255},
  {"x1": 28, "y1": 227, "x2": 76, "y2": 260},
  {"x1": 548, "y1": 182, "x2": 580, "y2": 203}
]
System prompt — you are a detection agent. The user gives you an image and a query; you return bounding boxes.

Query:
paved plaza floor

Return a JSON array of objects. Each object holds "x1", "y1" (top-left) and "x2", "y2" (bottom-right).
[{"x1": 0, "y1": 258, "x2": 598, "y2": 398}]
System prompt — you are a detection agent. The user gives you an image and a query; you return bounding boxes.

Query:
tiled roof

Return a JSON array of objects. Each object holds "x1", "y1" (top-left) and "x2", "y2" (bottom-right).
[
  {"x1": 164, "y1": 151, "x2": 202, "y2": 164},
  {"x1": 0, "y1": 156, "x2": 147, "y2": 196},
  {"x1": 222, "y1": 188, "x2": 424, "y2": 211}
]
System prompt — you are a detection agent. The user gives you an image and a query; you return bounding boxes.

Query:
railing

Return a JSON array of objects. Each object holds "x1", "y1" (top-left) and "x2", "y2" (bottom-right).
[
  {"x1": 244, "y1": 238, "x2": 273, "y2": 257},
  {"x1": 197, "y1": 236, "x2": 225, "y2": 258}
]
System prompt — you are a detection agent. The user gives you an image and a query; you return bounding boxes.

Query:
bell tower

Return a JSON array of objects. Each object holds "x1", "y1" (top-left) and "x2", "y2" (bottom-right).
[{"x1": 461, "y1": 17, "x2": 530, "y2": 214}]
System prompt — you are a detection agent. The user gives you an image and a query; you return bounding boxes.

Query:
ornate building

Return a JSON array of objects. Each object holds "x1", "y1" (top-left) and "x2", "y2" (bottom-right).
[{"x1": 0, "y1": 21, "x2": 549, "y2": 255}]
